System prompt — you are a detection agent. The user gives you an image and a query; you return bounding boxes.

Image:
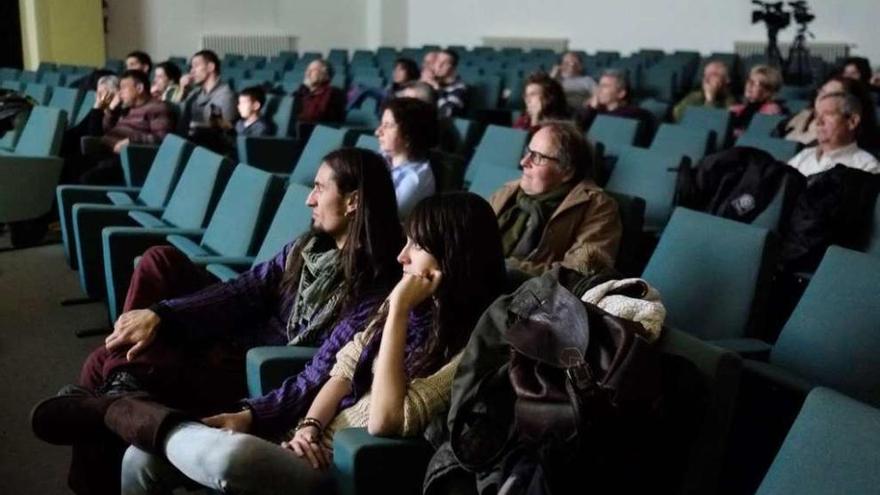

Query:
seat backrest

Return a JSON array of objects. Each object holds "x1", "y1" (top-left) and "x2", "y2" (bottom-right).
[
  {"x1": 642, "y1": 207, "x2": 774, "y2": 340},
  {"x1": 344, "y1": 108, "x2": 379, "y2": 129},
  {"x1": 24, "y1": 83, "x2": 52, "y2": 105},
  {"x1": 605, "y1": 191, "x2": 646, "y2": 276},
  {"x1": 14, "y1": 106, "x2": 67, "y2": 156},
  {"x1": 449, "y1": 117, "x2": 480, "y2": 157},
  {"x1": 604, "y1": 145, "x2": 683, "y2": 232},
  {"x1": 253, "y1": 183, "x2": 313, "y2": 265},
  {"x1": 354, "y1": 134, "x2": 380, "y2": 153},
  {"x1": 271, "y1": 96, "x2": 295, "y2": 137},
  {"x1": 744, "y1": 113, "x2": 787, "y2": 137},
  {"x1": 465, "y1": 125, "x2": 528, "y2": 183},
  {"x1": 588, "y1": 115, "x2": 641, "y2": 155},
  {"x1": 771, "y1": 246, "x2": 880, "y2": 406},
  {"x1": 639, "y1": 98, "x2": 670, "y2": 123},
  {"x1": 19, "y1": 70, "x2": 39, "y2": 84},
  {"x1": 161, "y1": 147, "x2": 233, "y2": 229},
  {"x1": 681, "y1": 106, "x2": 732, "y2": 151},
  {"x1": 46, "y1": 86, "x2": 81, "y2": 122},
  {"x1": 1, "y1": 80, "x2": 23, "y2": 92},
  {"x1": 200, "y1": 164, "x2": 281, "y2": 257},
  {"x1": 650, "y1": 123, "x2": 714, "y2": 164},
  {"x1": 75, "y1": 90, "x2": 97, "y2": 125},
  {"x1": 136, "y1": 135, "x2": 195, "y2": 208},
  {"x1": 735, "y1": 134, "x2": 801, "y2": 162},
  {"x1": 290, "y1": 125, "x2": 348, "y2": 186},
  {"x1": 467, "y1": 162, "x2": 521, "y2": 200},
  {"x1": 468, "y1": 75, "x2": 502, "y2": 111},
  {"x1": 865, "y1": 195, "x2": 880, "y2": 257},
  {"x1": 40, "y1": 71, "x2": 66, "y2": 87},
  {"x1": 756, "y1": 387, "x2": 880, "y2": 495},
  {"x1": 656, "y1": 329, "x2": 742, "y2": 495}
]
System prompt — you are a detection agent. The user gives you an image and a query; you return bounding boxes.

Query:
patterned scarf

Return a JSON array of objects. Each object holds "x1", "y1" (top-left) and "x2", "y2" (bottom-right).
[
  {"x1": 286, "y1": 236, "x2": 344, "y2": 345},
  {"x1": 497, "y1": 183, "x2": 573, "y2": 258}
]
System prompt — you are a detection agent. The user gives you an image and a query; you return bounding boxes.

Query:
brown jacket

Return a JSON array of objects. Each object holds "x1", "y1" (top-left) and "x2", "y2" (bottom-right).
[{"x1": 490, "y1": 179, "x2": 622, "y2": 276}]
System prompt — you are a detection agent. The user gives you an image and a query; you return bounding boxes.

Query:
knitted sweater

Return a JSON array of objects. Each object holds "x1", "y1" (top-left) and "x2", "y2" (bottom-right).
[{"x1": 300, "y1": 328, "x2": 462, "y2": 445}]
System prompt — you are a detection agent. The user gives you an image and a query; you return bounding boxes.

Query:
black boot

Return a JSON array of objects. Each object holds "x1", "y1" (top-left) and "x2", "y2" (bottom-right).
[
  {"x1": 103, "y1": 396, "x2": 190, "y2": 454},
  {"x1": 30, "y1": 385, "x2": 129, "y2": 445}
]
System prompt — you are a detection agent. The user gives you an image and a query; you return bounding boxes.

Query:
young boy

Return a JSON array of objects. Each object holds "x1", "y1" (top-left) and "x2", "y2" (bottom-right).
[{"x1": 235, "y1": 86, "x2": 274, "y2": 136}]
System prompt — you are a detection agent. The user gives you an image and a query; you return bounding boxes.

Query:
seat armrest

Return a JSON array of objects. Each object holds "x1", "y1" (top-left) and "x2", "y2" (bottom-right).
[
  {"x1": 190, "y1": 256, "x2": 254, "y2": 267},
  {"x1": 332, "y1": 428, "x2": 434, "y2": 495},
  {"x1": 205, "y1": 263, "x2": 243, "y2": 282},
  {"x1": 742, "y1": 359, "x2": 814, "y2": 396},
  {"x1": 711, "y1": 338, "x2": 773, "y2": 361},
  {"x1": 246, "y1": 346, "x2": 319, "y2": 397}
]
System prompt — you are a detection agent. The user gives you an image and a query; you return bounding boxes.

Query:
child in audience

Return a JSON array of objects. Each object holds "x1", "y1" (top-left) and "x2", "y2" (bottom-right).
[
  {"x1": 111, "y1": 192, "x2": 507, "y2": 495},
  {"x1": 235, "y1": 86, "x2": 274, "y2": 137}
]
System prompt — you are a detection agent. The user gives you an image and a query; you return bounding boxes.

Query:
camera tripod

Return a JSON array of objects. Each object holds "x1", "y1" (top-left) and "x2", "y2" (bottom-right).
[{"x1": 785, "y1": 24, "x2": 814, "y2": 85}]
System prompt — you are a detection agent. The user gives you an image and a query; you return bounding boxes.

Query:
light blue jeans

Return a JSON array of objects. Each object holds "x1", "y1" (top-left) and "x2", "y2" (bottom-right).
[{"x1": 120, "y1": 422, "x2": 335, "y2": 495}]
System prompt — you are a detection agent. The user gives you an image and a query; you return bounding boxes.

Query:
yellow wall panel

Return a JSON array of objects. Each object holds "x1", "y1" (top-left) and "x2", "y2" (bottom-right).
[{"x1": 19, "y1": 0, "x2": 105, "y2": 69}]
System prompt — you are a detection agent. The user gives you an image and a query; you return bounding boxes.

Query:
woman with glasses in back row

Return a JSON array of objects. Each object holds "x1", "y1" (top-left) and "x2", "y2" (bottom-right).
[{"x1": 489, "y1": 121, "x2": 622, "y2": 280}]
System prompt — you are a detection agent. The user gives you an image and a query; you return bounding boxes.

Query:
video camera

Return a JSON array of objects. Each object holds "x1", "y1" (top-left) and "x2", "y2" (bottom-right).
[
  {"x1": 788, "y1": 0, "x2": 815, "y2": 26},
  {"x1": 751, "y1": 0, "x2": 791, "y2": 31}
]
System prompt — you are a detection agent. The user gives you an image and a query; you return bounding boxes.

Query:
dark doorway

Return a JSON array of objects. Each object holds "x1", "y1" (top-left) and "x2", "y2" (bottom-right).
[{"x1": 0, "y1": 1, "x2": 24, "y2": 69}]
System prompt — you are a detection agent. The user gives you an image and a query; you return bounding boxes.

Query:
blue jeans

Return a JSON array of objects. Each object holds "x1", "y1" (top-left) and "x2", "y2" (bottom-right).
[{"x1": 121, "y1": 422, "x2": 335, "y2": 494}]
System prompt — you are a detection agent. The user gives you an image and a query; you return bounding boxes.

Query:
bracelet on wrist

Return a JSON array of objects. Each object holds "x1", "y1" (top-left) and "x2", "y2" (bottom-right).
[{"x1": 295, "y1": 416, "x2": 323, "y2": 433}]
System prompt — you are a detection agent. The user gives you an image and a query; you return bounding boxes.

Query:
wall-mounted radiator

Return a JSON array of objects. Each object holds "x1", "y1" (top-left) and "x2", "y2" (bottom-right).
[
  {"x1": 734, "y1": 41, "x2": 850, "y2": 62},
  {"x1": 481, "y1": 36, "x2": 569, "y2": 52},
  {"x1": 201, "y1": 34, "x2": 298, "y2": 57}
]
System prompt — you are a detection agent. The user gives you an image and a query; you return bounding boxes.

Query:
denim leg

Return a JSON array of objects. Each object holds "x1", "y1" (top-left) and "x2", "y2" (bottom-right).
[
  {"x1": 121, "y1": 445, "x2": 193, "y2": 495},
  {"x1": 131, "y1": 422, "x2": 333, "y2": 495}
]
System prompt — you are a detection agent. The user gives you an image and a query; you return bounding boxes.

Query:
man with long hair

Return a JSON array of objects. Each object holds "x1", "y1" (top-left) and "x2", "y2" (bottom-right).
[{"x1": 32, "y1": 148, "x2": 404, "y2": 495}]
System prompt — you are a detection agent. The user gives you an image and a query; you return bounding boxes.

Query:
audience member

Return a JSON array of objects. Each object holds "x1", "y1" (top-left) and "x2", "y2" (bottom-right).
[
  {"x1": 292, "y1": 59, "x2": 346, "y2": 124},
  {"x1": 375, "y1": 97, "x2": 438, "y2": 217},
  {"x1": 839, "y1": 56, "x2": 873, "y2": 86},
  {"x1": 420, "y1": 51, "x2": 439, "y2": 84},
  {"x1": 783, "y1": 76, "x2": 879, "y2": 149},
  {"x1": 150, "y1": 61, "x2": 184, "y2": 103},
  {"x1": 59, "y1": 74, "x2": 120, "y2": 183},
  {"x1": 398, "y1": 81, "x2": 437, "y2": 105},
  {"x1": 513, "y1": 72, "x2": 571, "y2": 131},
  {"x1": 115, "y1": 192, "x2": 507, "y2": 495},
  {"x1": 32, "y1": 148, "x2": 405, "y2": 494},
  {"x1": 425, "y1": 49, "x2": 467, "y2": 118},
  {"x1": 490, "y1": 121, "x2": 622, "y2": 277},
  {"x1": 579, "y1": 69, "x2": 652, "y2": 136},
  {"x1": 178, "y1": 49, "x2": 237, "y2": 150},
  {"x1": 235, "y1": 86, "x2": 273, "y2": 137},
  {"x1": 787, "y1": 91, "x2": 880, "y2": 176},
  {"x1": 346, "y1": 57, "x2": 419, "y2": 114},
  {"x1": 729, "y1": 64, "x2": 784, "y2": 136},
  {"x1": 550, "y1": 51, "x2": 597, "y2": 110},
  {"x1": 125, "y1": 51, "x2": 152, "y2": 74},
  {"x1": 672, "y1": 60, "x2": 736, "y2": 122},
  {"x1": 80, "y1": 70, "x2": 174, "y2": 184}
]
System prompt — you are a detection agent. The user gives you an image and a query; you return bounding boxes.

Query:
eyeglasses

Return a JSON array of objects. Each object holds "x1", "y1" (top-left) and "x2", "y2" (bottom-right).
[{"x1": 522, "y1": 147, "x2": 560, "y2": 166}]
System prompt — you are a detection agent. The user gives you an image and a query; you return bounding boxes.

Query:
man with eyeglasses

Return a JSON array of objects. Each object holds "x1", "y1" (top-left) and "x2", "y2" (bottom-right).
[{"x1": 489, "y1": 121, "x2": 622, "y2": 277}]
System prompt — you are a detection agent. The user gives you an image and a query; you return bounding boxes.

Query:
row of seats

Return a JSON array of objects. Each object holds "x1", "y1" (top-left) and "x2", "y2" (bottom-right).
[{"x1": 245, "y1": 239, "x2": 880, "y2": 494}]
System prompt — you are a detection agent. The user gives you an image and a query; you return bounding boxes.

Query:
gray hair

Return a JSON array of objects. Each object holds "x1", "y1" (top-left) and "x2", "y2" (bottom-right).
[
  {"x1": 537, "y1": 120, "x2": 595, "y2": 181},
  {"x1": 821, "y1": 91, "x2": 863, "y2": 120},
  {"x1": 97, "y1": 75, "x2": 119, "y2": 91},
  {"x1": 398, "y1": 81, "x2": 437, "y2": 105},
  {"x1": 600, "y1": 68, "x2": 631, "y2": 100}
]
